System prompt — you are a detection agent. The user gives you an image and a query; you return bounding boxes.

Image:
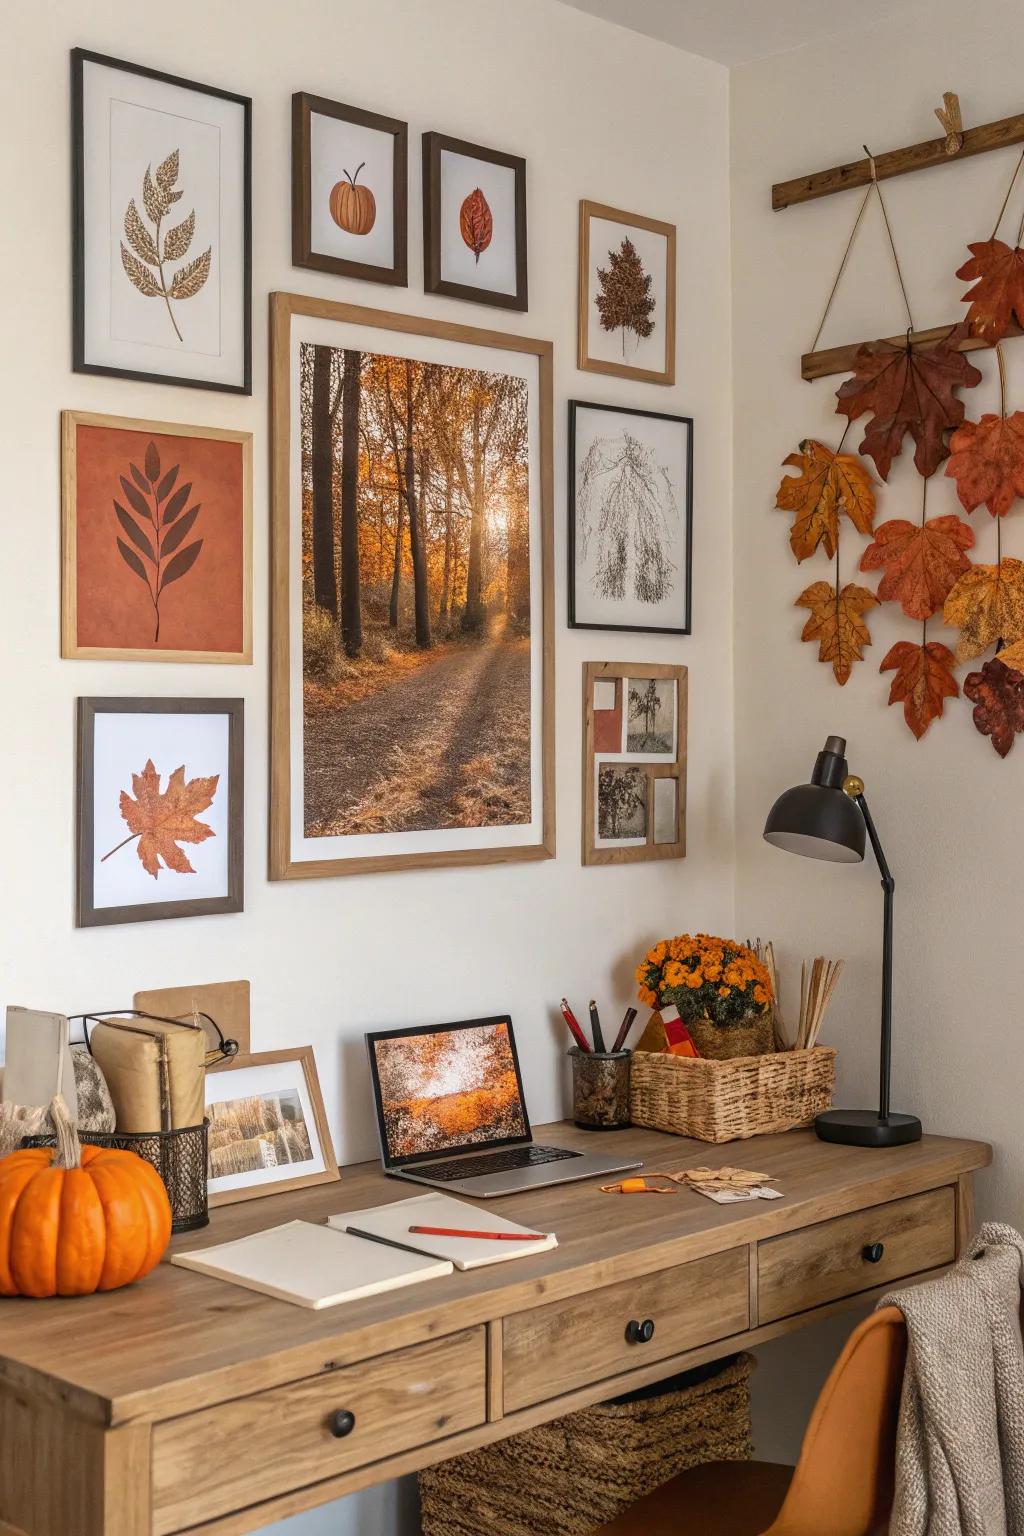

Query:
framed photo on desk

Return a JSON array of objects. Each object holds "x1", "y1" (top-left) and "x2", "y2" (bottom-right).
[{"x1": 206, "y1": 1046, "x2": 339, "y2": 1206}]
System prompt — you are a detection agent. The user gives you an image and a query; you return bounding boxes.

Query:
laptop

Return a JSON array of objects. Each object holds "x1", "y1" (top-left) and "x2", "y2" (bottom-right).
[{"x1": 366, "y1": 1016, "x2": 642, "y2": 1197}]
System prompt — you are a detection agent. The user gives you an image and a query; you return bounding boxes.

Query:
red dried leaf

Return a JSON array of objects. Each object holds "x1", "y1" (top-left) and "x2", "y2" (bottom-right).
[
  {"x1": 459, "y1": 188, "x2": 493, "y2": 263},
  {"x1": 945, "y1": 411, "x2": 1024, "y2": 517},
  {"x1": 957, "y1": 240, "x2": 1024, "y2": 345},
  {"x1": 796, "y1": 581, "x2": 878, "y2": 685},
  {"x1": 859, "y1": 515, "x2": 974, "y2": 620},
  {"x1": 880, "y1": 641, "x2": 959, "y2": 740},
  {"x1": 963, "y1": 656, "x2": 1024, "y2": 757}
]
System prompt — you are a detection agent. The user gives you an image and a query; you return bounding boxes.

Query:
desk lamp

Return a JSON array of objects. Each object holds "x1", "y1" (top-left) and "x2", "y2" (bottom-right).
[{"x1": 763, "y1": 735, "x2": 921, "y2": 1148}]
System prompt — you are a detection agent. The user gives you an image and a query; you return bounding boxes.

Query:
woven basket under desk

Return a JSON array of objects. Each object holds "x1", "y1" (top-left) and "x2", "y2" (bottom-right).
[
  {"x1": 629, "y1": 1045, "x2": 836, "y2": 1143},
  {"x1": 419, "y1": 1353, "x2": 754, "y2": 1536}
]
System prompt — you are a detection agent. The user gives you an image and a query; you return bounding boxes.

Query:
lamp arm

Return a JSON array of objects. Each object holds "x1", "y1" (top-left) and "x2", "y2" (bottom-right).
[
  {"x1": 853, "y1": 792, "x2": 894, "y2": 893},
  {"x1": 850, "y1": 789, "x2": 894, "y2": 1121}
]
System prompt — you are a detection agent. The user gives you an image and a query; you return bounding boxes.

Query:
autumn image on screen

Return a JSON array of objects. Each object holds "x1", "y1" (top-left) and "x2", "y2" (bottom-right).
[{"x1": 375, "y1": 1022, "x2": 527, "y2": 1160}]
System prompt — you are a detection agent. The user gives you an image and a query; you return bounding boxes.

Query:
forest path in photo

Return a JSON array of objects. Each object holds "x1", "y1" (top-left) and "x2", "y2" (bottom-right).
[{"x1": 303, "y1": 620, "x2": 531, "y2": 837}]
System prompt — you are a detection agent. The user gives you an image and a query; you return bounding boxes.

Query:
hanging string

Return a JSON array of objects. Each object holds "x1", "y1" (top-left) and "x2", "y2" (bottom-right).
[
  {"x1": 989, "y1": 146, "x2": 1024, "y2": 243},
  {"x1": 808, "y1": 180, "x2": 875, "y2": 356},
  {"x1": 996, "y1": 341, "x2": 1008, "y2": 417},
  {"x1": 866, "y1": 148, "x2": 916, "y2": 334}
]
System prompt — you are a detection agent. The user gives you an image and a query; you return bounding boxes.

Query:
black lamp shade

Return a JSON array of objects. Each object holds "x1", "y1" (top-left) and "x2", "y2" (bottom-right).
[{"x1": 763, "y1": 734, "x2": 865, "y2": 863}]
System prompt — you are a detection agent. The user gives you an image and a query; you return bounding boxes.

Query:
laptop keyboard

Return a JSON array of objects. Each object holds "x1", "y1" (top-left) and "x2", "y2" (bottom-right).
[{"x1": 419, "y1": 1144, "x2": 581, "y2": 1182}]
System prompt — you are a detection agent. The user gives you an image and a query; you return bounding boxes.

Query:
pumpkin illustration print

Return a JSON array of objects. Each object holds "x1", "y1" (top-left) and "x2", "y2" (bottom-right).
[{"x1": 329, "y1": 163, "x2": 377, "y2": 235}]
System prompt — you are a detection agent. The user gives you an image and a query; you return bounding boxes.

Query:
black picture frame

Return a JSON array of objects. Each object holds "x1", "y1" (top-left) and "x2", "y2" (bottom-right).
[
  {"x1": 292, "y1": 92, "x2": 408, "y2": 286},
  {"x1": 567, "y1": 399, "x2": 693, "y2": 636},
  {"x1": 76, "y1": 697, "x2": 244, "y2": 928},
  {"x1": 422, "y1": 132, "x2": 528, "y2": 311},
  {"x1": 71, "y1": 48, "x2": 252, "y2": 394}
]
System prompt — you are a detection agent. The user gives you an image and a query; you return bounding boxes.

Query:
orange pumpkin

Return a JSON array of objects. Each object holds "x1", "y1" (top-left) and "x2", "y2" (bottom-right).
[
  {"x1": 329, "y1": 162, "x2": 377, "y2": 236},
  {"x1": 0, "y1": 1102, "x2": 171, "y2": 1297}
]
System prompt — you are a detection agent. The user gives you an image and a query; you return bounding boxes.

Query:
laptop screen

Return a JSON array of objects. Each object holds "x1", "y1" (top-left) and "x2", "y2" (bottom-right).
[{"x1": 366, "y1": 1016, "x2": 532, "y2": 1168}]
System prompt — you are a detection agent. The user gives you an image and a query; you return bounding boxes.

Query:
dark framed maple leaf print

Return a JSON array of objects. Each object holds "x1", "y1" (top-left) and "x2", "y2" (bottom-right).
[
  {"x1": 72, "y1": 50, "x2": 251, "y2": 392},
  {"x1": 76, "y1": 698, "x2": 243, "y2": 928},
  {"x1": 422, "y1": 133, "x2": 527, "y2": 311},
  {"x1": 61, "y1": 412, "x2": 252, "y2": 663},
  {"x1": 578, "y1": 201, "x2": 676, "y2": 385}
]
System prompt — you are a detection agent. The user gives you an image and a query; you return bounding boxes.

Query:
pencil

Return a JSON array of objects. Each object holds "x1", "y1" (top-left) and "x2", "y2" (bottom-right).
[
  {"x1": 589, "y1": 1000, "x2": 606, "y2": 1052},
  {"x1": 612, "y1": 1007, "x2": 638, "y2": 1053},
  {"x1": 409, "y1": 1226, "x2": 548, "y2": 1241},
  {"x1": 560, "y1": 998, "x2": 591, "y2": 1052}
]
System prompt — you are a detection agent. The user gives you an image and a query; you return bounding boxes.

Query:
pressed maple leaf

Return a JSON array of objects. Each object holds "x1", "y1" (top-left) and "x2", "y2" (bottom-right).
[
  {"x1": 963, "y1": 656, "x2": 1024, "y2": 756},
  {"x1": 796, "y1": 580, "x2": 878, "y2": 685},
  {"x1": 859, "y1": 514, "x2": 974, "y2": 620},
  {"x1": 835, "y1": 324, "x2": 982, "y2": 481},
  {"x1": 945, "y1": 411, "x2": 1024, "y2": 516},
  {"x1": 775, "y1": 440, "x2": 876, "y2": 562},
  {"x1": 880, "y1": 640, "x2": 959, "y2": 739},
  {"x1": 942, "y1": 558, "x2": 1024, "y2": 661},
  {"x1": 957, "y1": 240, "x2": 1024, "y2": 345},
  {"x1": 103, "y1": 759, "x2": 219, "y2": 878}
]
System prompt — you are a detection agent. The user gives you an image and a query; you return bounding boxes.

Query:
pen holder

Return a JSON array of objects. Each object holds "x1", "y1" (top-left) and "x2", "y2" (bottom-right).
[{"x1": 570, "y1": 1046, "x2": 632, "y2": 1130}]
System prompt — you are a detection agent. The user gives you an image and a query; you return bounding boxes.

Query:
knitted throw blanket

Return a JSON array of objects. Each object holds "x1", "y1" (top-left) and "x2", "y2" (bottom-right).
[{"x1": 881, "y1": 1222, "x2": 1024, "y2": 1536}]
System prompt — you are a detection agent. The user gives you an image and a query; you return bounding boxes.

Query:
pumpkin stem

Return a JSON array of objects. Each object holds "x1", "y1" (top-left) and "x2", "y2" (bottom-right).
[
  {"x1": 49, "y1": 1092, "x2": 83, "y2": 1171},
  {"x1": 344, "y1": 162, "x2": 365, "y2": 187}
]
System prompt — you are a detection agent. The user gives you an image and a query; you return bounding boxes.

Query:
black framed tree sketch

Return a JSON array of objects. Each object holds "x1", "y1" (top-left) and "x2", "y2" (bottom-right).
[
  {"x1": 422, "y1": 133, "x2": 527, "y2": 311},
  {"x1": 72, "y1": 50, "x2": 252, "y2": 393},
  {"x1": 568, "y1": 400, "x2": 693, "y2": 634}
]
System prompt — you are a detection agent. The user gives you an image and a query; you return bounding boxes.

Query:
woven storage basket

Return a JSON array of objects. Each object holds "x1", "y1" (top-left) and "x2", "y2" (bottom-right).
[
  {"x1": 629, "y1": 1045, "x2": 836, "y2": 1143},
  {"x1": 419, "y1": 1353, "x2": 753, "y2": 1536}
]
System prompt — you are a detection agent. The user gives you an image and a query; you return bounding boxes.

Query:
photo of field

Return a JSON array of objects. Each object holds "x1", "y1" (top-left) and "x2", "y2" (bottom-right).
[
  {"x1": 207, "y1": 1089, "x2": 314, "y2": 1180},
  {"x1": 374, "y1": 1023, "x2": 527, "y2": 1159}
]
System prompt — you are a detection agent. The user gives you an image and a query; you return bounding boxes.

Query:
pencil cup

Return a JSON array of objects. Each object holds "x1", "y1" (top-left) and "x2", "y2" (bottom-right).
[{"x1": 570, "y1": 1047, "x2": 631, "y2": 1130}]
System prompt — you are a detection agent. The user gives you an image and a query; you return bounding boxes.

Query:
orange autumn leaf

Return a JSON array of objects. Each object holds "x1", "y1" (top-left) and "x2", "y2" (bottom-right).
[
  {"x1": 796, "y1": 580, "x2": 878, "y2": 685},
  {"x1": 775, "y1": 439, "x2": 876, "y2": 562},
  {"x1": 459, "y1": 188, "x2": 493, "y2": 263},
  {"x1": 956, "y1": 240, "x2": 1024, "y2": 345},
  {"x1": 945, "y1": 411, "x2": 1024, "y2": 517},
  {"x1": 942, "y1": 558, "x2": 1024, "y2": 662},
  {"x1": 110, "y1": 759, "x2": 219, "y2": 878},
  {"x1": 880, "y1": 641, "x2": 959, "y2": 739},
  {"x1": 859, "y1": 514, "x2": 974, "y2": 620}
]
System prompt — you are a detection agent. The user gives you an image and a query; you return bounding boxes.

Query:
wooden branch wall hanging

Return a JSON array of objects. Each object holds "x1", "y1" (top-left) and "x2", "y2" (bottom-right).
[{"x1": 772, "y1": 96, "x2": 1024, "y2": 754}]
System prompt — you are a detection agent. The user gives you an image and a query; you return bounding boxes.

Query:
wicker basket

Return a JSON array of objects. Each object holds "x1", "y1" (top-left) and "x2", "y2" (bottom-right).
[
  {"x1": 629, "y1": 1046, "x2": 836, "y2": 1143},
  {"x1": 419, "y1": 1353, "x2": 753, "y2": 1536}
]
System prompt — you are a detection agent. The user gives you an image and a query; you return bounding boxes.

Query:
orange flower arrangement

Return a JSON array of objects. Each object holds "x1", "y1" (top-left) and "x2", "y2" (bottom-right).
[{"x1": 636, "y1": 933, "x2": 773, "y2": 1028}]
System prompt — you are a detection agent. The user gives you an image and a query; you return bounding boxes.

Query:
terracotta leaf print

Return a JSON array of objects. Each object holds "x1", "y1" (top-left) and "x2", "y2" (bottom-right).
[
  {"x1": 113, "y1": 440, "x2": 203, "y2": 642},
  {"x1": 945, "y1": 411, "x2": 1024, "y2": 517},
  {"x1": 859, "y1": 515, "x2": 974, "y2": 620},
  {"x1": 596, "y1": 236, "x2": 656, "y2": 355},
  {"x1": 796, "y1": 581, "x2": 879, "y2": 685},
  {"x1": 120, "y1": 148, "x2": 211, "y2": 342},
  {"x1": 775, "y1": 440, "x2": 876, "y2": 562},
  {"x1": 957, "y1": 240, "x2": 1024, "y2": 345},
  {"x1": 103, "y1": 760, "x2": 219, "y2": 878},
  {"x1": 963, "y1": 656, "x2": 1024, "y2": 757},
  {"x1": 835, "y1": 325, "x2": 982, "y2": 480},
  {"x1": 459, "y1": 188, "x2": 493, "y2": 264},
  {"x1": 880, "y1": 641, "x2": 959, "y2": 740},
  {"x1": 942, "y1": 558, "x2": 1024, "y2": 661}
]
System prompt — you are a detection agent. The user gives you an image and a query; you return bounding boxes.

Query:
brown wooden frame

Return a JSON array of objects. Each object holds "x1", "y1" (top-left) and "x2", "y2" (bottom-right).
[
  {"x1": 291, "y1": 93, "x2": 408, "y2": 286},
  {"x1": 205, "y1": 1045, "x2": 339, "y2": 1207},
  {"x1": 61, "y1": 410, "x2": 253, "y2": 663},
  {"x1": 75, "y1": 696, "x2": 244, "y2": 927},
  {"x1": 422, "y1": 132, "x2": 528, "y2": 311},
  {"x1": 269, "y1": 291, "x2": 555, "y2": 881},
  {"x1": 582, "y1": 661, "x2": 687, "y2": 867},
  {"x1": 578, "y1": 200, "x2": 676, "y2": 385}
]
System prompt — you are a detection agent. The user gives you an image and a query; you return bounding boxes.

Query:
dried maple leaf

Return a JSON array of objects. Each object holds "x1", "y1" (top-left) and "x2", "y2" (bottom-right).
[
  {"x1": 459, "y1": 188, "x2": 493, "y2": 263},
  {"x1": 106, "y1": 760, "x2": 219, "y2": 878},
  {"x1": 957, "y1": 240, "x2": 1024, "y2": 345},
  {"x1": 880, "y1": 640, "x2": 959, "y2": 739},
  {"x1": 996, "y1": 637, "x2": 1024, "y2": 671},
  {"x1": 963, "y1": 656, "x2": 1024, "y2": 756},
  {"x1": 942, "y1": 558, "x2": 1024, "y2": 661},
  {"x1": 945, "y1": 411, "x2": 1024, "y2": 516},
  {"x1": 835, "y1": 324, "x2": 982, "y2": 481},
  {"x1": 859, "y1": 514, "x2": 974, "y2": 620},
  {"x1": 775, "y1": 440, "x2": 876, "y2": 562},
  {"x1": 796, "y1": 581, "x2": 878, "y2": 685}
]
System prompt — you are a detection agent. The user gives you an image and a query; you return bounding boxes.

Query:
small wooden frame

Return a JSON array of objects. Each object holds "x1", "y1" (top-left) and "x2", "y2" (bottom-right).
[
  {"x1": 582, "y1": 661, "x2": 687, "y2": 867},
  {"x1": 578, "y1": 201, "x2": 676, "y2": 385},
  {"x1": 422, "y1": 132, "x2": 528, "y2": 311},
  {"x1": 205, "y1": 1046, "x2": 339, "y2": 1207}
]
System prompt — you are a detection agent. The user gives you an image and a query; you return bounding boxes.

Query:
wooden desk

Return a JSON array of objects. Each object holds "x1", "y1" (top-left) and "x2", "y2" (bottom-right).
[{"x1": 0, "y1": 1123, "x2": 989, "y2": 1536}]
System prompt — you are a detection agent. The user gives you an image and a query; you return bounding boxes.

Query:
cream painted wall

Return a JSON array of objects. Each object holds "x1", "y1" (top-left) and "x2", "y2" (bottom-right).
[
  {"x1": 731, "y1": 0, "x2": 1022, "y2": 1459},
  {"x1": 0, "y1": 3, "x2": 732, "y2": 1530}
]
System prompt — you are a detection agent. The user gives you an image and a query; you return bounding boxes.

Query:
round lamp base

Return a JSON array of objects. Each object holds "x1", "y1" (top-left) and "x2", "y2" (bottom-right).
[{"x1": 814, "y1": 1109, "x2": 922, "y2": 1148}]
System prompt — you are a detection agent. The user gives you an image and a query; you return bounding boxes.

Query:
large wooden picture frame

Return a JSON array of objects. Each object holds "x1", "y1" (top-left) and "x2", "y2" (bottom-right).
[
  {"x1": 205, "y1": 1046, "x2": 339, "y2": 1207},
  {"x1": 269, "y1": 292, "x2": 555, "y2": 880},
  {"x1": 578, "y1": 200, "x2": 676, "y2": 385},
  {"x1": 582, "y1": 661, "x2": 687, "y2": 866}
]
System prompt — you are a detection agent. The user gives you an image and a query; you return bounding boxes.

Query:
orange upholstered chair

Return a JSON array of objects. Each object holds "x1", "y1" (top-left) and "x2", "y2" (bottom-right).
[{"x1": 591, "y1": 1306, "x2": 907, "y2": 1536}]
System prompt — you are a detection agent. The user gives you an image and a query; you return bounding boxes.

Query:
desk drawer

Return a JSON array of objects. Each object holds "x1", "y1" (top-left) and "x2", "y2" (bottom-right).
[
  {"x1": 151, "y1": 1326, "x2": 486, "y2": 1533},
  {"x1": 758, "y1": 1186, "x2": 956, "y2": 1325},
  {"x1": 502, "y1": 1248, "x2": 749, "y2": 1413}
]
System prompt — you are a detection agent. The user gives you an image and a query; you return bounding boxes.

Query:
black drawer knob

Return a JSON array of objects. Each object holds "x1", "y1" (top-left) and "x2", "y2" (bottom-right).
[
  {"x1": 863, "y1": 1242, "x2": 885, "y2": 1264},
  {"x1": 327, "y1": 1408, "x2": 356, "y2": 1438},
  {"x1": 625, "y1": 1317, "x2": 655, "y2": 1344}
]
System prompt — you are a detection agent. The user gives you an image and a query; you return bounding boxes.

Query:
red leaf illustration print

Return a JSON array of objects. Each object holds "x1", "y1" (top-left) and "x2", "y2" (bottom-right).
[{"x1": 460, "y1": 188, "x2": 493, "y2": 264}]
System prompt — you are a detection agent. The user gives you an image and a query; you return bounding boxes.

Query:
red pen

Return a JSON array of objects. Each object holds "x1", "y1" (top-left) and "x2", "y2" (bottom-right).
[
  {"x1": 410, "y1": 1225, "x2": 548, "y2": 1241},
  {"x1": 560, "y1": 998, "x2": 591, "y2": 1052}
]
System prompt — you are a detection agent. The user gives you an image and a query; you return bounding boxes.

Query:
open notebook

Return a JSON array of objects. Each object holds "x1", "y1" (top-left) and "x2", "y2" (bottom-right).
[{"x1": 329, "y1": 1192, "x2": 558, "y2": 1271}]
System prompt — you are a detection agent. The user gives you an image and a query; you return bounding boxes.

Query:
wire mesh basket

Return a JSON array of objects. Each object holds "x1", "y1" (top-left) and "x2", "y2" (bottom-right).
[{"x1": 23, "y1": 1120, "x2": 210, "y2": 1233}]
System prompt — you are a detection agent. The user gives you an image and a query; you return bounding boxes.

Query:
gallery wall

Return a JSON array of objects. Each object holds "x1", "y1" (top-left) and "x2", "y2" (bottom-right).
[{"x1": 0, "y1": 1, "x2": 732, "y2": 1531}]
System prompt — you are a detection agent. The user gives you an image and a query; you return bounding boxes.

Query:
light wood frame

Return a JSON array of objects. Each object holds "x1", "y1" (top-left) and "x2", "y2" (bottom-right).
[
  {"x1": 578, "y1": 200, "x2": 676, "y2": 385},
  {"x1": 61, "y1": 410, "x2": 253, "y2": 663},
  {"x1": 422, "y1": 131, "x2": 528, "y2": 311},
  {"x1": 206, "y1": 1046, "x2": 340, "y2": 1207},
  {"x1": 582, "y1": 661, "x2": 687, "y2": 866},
  {"x1": 269, "y1": 290, "x2": 555, "y2": 881}
]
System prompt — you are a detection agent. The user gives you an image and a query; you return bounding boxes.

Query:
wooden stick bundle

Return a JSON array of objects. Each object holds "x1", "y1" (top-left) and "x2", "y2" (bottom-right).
[{"x1": 746, "y1": 938, "x2": 843, "y2": 1052}]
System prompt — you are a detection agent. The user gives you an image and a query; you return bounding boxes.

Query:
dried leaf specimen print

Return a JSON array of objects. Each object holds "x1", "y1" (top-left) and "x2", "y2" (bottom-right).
[
  {"x1": 957, "y1": 240, "x2": 1024, "y2": 345},
  {"x1": 459, "y1": 188, "x2": 493, "y2": 263},
  {"x1": 112, "y1": 440, "x2": 203, "y2": 641},
  {"x1": 963, "y1": 656, "x2": 1024, "y2": 756},
  {"x1": 120, "y1": 149, "x2": 211, "y2": 342},
  {"x1": 596, "y1": 237, "x2": 655, "y2": 356},
  {"x1": 945, "y1": 411, "x2": 1024, "y2": 516},
  {"x1": 775, "y1": 439, "x2": 876, "y2": 561},
  {"x1": 880, "y1": 641, "x2": 959, "y2": 739},
  {"x1": 942, "y1": 558, "x2": 1024, "y2": 661},
  {"x1": 859, "y1": 515, "x2": 974, "y2": 620},
  {"x1": 578, "y1": 430, "x2": 678, "y2": 604},
  {"x1": 329, "y1": 163, "x2": 377, "y2": 234},
  {"x1": 102, "y1": 760, "x2": 219, "y2": 877},
  {"x1": 796, "y1": 581, "x2": 878, "y2": 685}
]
